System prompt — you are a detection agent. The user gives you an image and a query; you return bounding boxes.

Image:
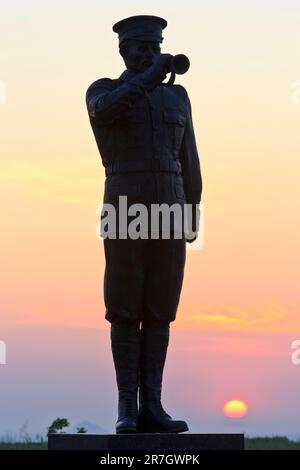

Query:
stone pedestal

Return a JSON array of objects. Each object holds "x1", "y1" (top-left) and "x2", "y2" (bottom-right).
[{"x1": 48, "y1": 433, "x2": 244, "y2": 451}]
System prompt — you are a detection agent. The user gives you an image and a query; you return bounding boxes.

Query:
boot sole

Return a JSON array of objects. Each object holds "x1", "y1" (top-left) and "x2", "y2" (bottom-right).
[
  {"x1": 137, "y1": 414, "x2": 189, "y2": 434},
  {"x1": 137, "y1": 424, "x2": 189, "y2": 434},
  {"x1": 116, "y1": 427, "x2": 138, "y2": 434}
]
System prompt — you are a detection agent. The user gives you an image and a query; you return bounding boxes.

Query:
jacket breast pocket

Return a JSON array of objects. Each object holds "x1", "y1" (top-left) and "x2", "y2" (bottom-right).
[
  {"x1": 164, "y1": 111, "x2": 186, "y2": 150},
  {"x1": 120, "y1": 109, "x2": 146, "y2": 147}
]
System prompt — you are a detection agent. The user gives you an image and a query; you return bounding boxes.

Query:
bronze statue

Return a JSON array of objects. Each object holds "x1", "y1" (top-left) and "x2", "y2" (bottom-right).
[{"x1": 86, "y1": 15, "x2": 202, "y2": 434}]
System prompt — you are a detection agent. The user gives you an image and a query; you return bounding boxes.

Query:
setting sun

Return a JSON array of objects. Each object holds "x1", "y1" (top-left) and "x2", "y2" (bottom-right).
[{"x1": 223, "y1": 400, "x2": 248, "y2": 418}]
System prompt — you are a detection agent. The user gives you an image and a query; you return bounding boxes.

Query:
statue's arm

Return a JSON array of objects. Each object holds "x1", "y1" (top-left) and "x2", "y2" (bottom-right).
[
  {"x1": 86, "y1": 72, "x2": 161, "y2": 125},
  {"x1": 179, "y1": 94, "x2": 203, "y2": 242},
  {"x1": 86, "y1": 55, "x2": 172, "y2": 125}
]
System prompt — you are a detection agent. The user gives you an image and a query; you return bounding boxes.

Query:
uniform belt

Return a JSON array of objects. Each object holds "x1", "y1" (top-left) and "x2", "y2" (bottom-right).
[{"x1": 105, "y1": 159, "x2": 182, "y2": 176}]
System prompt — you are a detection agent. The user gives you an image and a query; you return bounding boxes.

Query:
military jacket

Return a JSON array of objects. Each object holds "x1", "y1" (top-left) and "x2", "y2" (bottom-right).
[{"x1": 86, "y1": 68, "x2": 202, "y2": 237}]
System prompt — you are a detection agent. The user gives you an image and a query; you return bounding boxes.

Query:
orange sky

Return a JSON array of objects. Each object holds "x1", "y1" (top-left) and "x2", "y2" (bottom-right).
[{"x1": 1, "y1": 2, "x2": 300, "y2": 335}]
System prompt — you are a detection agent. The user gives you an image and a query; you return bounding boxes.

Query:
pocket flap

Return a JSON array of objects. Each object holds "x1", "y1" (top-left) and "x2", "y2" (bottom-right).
[{"x1": 164, "y1": 111, "x2": 185, "y2": 126}]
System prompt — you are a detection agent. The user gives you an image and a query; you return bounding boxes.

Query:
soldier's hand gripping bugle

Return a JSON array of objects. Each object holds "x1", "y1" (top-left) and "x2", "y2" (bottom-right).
[{"x1": 86, "y1": 53, "x2": 173, "y2": 125}]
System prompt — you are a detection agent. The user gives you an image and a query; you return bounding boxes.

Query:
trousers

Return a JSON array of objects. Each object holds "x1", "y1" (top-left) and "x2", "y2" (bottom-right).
[{"x1": 103, "y1": 237, "x2": 186, "y2": 325}]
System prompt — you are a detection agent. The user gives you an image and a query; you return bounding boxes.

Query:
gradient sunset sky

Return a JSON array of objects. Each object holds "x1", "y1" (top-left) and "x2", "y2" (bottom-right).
[{"x1": 1, "y1": 1, "x2": 300, "y2": 436}]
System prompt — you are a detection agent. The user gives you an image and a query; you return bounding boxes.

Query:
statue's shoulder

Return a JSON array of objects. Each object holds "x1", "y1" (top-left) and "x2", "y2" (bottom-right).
[
  {"x1": 165, "y1": 83, "x2": 188, "y2": 97},
  {"x1": 86, "y1": 77, "x2": 118, "y2": 96},
  {"x1": 172, "y1": 83, "x2": 188, "y2": 97},
  {"x1": 173, "y1": 83, "x2": 187, "y2": 91},
  {"x1": 164, "y1": 83, "x2": 189, "y2": 105}
]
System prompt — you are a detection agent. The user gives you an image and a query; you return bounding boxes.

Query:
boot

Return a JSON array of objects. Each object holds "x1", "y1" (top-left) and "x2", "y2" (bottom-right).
[
  {"x1": 110, "y1": 320, "x2": 141, "y2": 433},
  {"x1": 137, "y1": 322, "x2": 189, "y2": 433}
]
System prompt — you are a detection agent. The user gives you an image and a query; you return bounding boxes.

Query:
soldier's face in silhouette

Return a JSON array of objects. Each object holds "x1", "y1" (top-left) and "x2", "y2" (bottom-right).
[{"x1": 122, "y1": 40, "x2": 161, "y2": 73}]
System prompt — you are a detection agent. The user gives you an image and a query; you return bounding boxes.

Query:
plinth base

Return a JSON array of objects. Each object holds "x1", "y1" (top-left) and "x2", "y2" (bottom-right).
[{"x1": 48, "y1": 433, "x2": 244, "y2": 451}]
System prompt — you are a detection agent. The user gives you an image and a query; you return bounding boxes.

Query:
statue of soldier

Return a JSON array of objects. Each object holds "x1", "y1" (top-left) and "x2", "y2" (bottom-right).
[{"x1": 86, "y1": 15, "x2": 202, "y2": 434}]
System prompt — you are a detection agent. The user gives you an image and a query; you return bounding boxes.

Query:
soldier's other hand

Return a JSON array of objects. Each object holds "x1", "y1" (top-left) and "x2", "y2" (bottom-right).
[
  {"x1": 185, "y1": 234, "x2": 198, "y2": 244},
  {"x1": 146, "y1": 53, "x2": 173, "y2": 83},
  {"x1": 185, "y1": 204, "x2": 200, "y2": 243}
]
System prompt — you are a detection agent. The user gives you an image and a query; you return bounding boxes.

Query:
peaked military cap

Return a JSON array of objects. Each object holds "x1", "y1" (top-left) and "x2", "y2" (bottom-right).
[{"x1": 112, "y1": 15, "x2": 167, "y2": 46}]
